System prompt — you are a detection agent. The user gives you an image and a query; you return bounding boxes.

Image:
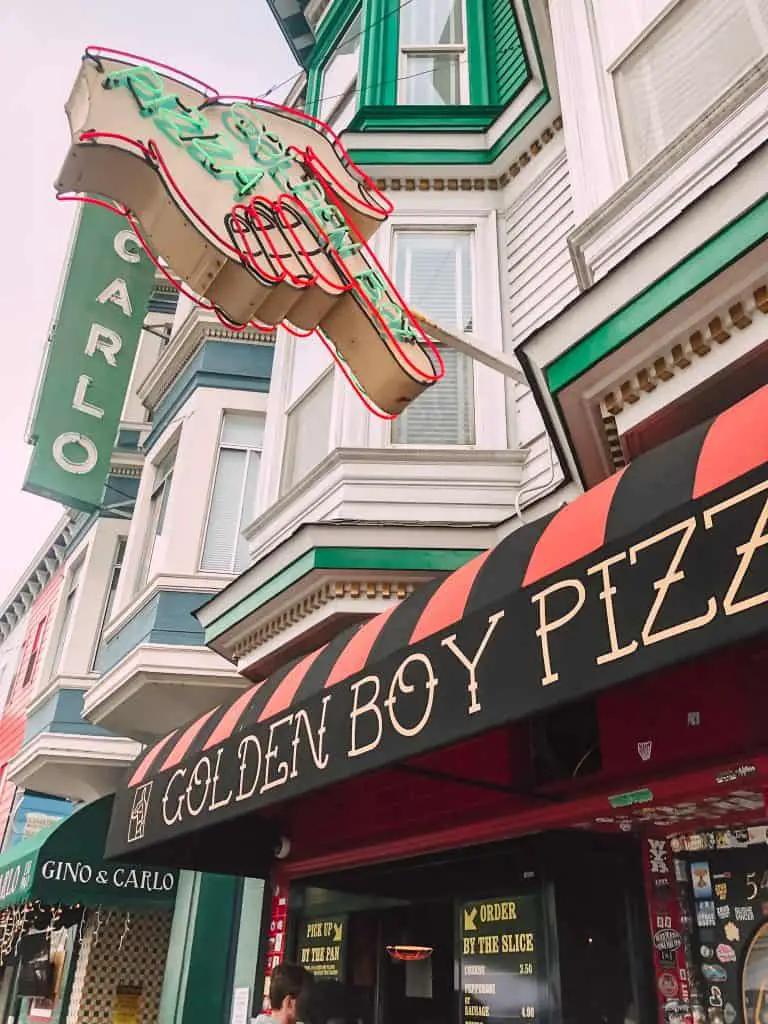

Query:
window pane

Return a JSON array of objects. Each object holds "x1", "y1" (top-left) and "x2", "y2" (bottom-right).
[
  {"x1": 614, "y1": 0, "x2": 768, "y2": 171},
  {"x1": 320, "y1": 11, "x2": 362, "y2": 123},
  {"x1": 202, "y1": 449, "x2": 247, "y2": 573},
  {"x1": 92, "y1": 538, "x2": 128, "y2": 670},
  {"x1": 391, "y1": 233, "x2": 474, "y2": 445},
  {"x1": 50, "y1": 564, "x2": 82, "y2": 677},
  {"x1": 280, "y1": 373, "x2": 334, "y2": 495},
  {"x1": 403, "y1": 53, "x2": 460, "y2": 105},
  {"x1": 221, "y1": 413, "x2": 265, "y2": 449},
  {"x1": 401, "y1": 0, "x2": 464, "y2": 45},
  {"x1": 235, "y1": 451, "x2": 261, "y2": 572}
]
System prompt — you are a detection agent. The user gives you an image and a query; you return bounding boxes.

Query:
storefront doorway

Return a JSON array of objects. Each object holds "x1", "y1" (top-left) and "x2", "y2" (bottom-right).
[{"x1": 288, "y1": 831, "x2": 655, "y2": 1024}]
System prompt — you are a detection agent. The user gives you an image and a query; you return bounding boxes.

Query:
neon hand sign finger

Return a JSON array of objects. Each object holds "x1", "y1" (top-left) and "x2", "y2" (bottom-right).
[{"x1": 56, "y1": 47, "x2": 444, "y2": 417}]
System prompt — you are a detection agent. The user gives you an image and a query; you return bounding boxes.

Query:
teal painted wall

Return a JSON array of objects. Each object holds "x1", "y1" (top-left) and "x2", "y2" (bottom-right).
[
  {"x1": 158, "y1": 872, "x2": 245, "y2": 1024},
  {"x1": 95, "y1": 591, "x2": 216, "y2": 677},
  {"x1": 144, "y1": 341, "x2": 274, "y2": 454},
  {"x1": 232, "y1": 879, "x2": 267, "y2": 1011},
  {"x1": 24, "y1": 689, "x2": 112, "y2": 743},
  {"x1": 159, "y1": 871, "x2": 201, "y2": 1024}
]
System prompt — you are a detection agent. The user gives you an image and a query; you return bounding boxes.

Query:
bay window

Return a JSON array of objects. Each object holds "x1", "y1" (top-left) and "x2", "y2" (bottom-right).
[
  {"x1": 612, "y1": 0, "x2": 768, "y2": 172},
  {"x1": 201, "y1": 414, "x2": 264, "y2": 574},
  {"x1": 399, "y1": 0, "x2": 468, "y2": 105},
  {"x1": 391, "y1": 231, "x2": 475, "y2": 446}
]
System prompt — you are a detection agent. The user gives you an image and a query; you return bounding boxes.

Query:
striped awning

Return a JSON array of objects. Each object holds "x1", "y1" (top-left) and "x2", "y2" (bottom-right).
[{"x1": 106, "y1": 384, "x2": 768, "y2": 870}]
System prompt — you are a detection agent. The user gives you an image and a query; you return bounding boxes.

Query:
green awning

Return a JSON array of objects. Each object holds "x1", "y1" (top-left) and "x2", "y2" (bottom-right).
[{"x1": 0, "y1": 796, "x2": 177, "y2": 911}]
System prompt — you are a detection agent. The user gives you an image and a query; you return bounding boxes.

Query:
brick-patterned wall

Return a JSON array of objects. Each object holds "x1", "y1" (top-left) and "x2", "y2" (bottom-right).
[
  {"x1": 0, "y1": 570, "x2": 63, "y2": 843},
  {"x1": 66, "y1": 910, "x2": 173, "y2": 1024}
]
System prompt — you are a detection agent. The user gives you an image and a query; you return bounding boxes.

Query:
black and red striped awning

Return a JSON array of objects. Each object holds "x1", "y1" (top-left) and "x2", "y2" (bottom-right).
[{"x1": 106, "y1": 384, "x2": 768, "y2": 870}]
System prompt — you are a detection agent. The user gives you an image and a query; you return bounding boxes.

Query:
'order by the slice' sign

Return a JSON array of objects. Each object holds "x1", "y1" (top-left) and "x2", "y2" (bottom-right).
[{"x1": 56, "y1": 48, "x2": 441, "y2": 415}]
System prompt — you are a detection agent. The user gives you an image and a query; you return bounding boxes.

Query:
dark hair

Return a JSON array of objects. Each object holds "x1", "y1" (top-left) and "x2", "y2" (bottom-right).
[
  {"x1": 270, "y1": 964, "x2": 314, "y2": 1011},
  {"x1": 296, "y1": 981, "x2": 370, "y2": 1024}
]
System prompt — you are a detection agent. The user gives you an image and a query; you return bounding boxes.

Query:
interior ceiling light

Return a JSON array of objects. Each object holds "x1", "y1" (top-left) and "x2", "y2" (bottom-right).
[{"x1": 386, "y1": 945, "x2": 434, "y2": 962}]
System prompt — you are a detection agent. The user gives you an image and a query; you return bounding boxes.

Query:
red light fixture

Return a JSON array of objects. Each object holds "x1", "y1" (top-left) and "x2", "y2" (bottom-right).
[{"x1": 386, "y1": 945, "x2": 433, "y2": 962}]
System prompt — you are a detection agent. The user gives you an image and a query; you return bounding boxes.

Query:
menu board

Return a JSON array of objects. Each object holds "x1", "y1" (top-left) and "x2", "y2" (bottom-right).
[
  {"x1": 297, "y1": 916, "x2": 347, "y2": 980},
  {"x1": 459, "y1": 893, "x2": 548, "y2": 1024}
]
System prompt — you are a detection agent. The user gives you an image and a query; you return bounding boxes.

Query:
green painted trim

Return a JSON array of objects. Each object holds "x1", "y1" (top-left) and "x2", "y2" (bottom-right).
[
  {"x1": 346, "y1": 0, "x2": 543, "y2": 160},
  {"x1": 359, "y1": 0, "x2": 400, "y2": 109},
  {"x1": 347, "y1": 86, "x2": 549, "y2": 166},
  {"x1": 181, "y1": 874, "x2": 240, "y2": 1024},
  {"x1": 158, "y1": 871, "x2": 199, "y2": 1024},
  {"x1": 348, "y1": 104, "x2": 503, "y2": 132},
  {"x1": 467, "y1": 0, "x2": 492, "y2": 105},
  {"x1": 204, "y1": 546, "x2": 483, "y2": 643},
  {"x1": 546, "y1": 194, "x2": 768, "y2": 393}
]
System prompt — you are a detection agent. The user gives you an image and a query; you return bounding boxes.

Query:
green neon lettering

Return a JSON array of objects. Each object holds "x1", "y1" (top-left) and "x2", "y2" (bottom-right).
[
  {"x1": 188, "y1": 135, "x2": 237, "y2": 172},
  {"x1": 153, "y1": 107, "x2": 211, "y2": 146},
  {"x1": 221, "y1": 104, "x2": 262, "y2": 142},
  {"x1": 356, "y1": 271, "x2": 418, "y2": 342},
  {"x1": 104, "y1": 66, "x2": 166, "y2": 112},
  {"x1": 355, "y1": 269, "x2": 387, "y2": 307},
  {"x1": 290, "y1": 180, "x2": 359, "y2": 258},
  {"x1": 326, "y1": 225, "x2": 360, "y2": 259},
  {"x1": 234, "y1": 168, "x2": 265, "y2": 197}
]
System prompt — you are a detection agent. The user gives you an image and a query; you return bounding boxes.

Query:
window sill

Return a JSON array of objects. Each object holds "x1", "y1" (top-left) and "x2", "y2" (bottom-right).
[
  {"x1": 349, "y1": 103, "x2": 504, "y2": 134},
  {"x1": 245, "y1": 446, "x2": 527, "y2": 568}
]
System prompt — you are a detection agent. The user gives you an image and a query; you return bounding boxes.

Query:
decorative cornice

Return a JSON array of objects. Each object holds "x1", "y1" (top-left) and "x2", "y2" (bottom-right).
[
  {"x1": 232, "y1": 576, "x2": 418, "y2": 662},
  {"x1": 138, "y1": 309, "x2": 273, "y2": 411},
  {"x1": 372, "y1": 117, "x2": 563, "y2": 192},
  {"x1": 599, "y1": 283, "x2": 768, "y2": 468},
  {"x1": 0, "y1": 513, "x2": 87, "y2": 641}
]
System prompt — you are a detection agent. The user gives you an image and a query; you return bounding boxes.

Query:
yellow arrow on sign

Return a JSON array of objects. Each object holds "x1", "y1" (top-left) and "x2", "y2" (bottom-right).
[{"x1": 464, "y1": 907, "x2": 478, "y2": 932}]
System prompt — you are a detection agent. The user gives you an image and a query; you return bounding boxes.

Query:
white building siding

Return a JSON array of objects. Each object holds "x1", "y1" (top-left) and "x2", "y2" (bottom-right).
[{"x1": 501, "y1": 149, "x2": 579, "y2": 498}]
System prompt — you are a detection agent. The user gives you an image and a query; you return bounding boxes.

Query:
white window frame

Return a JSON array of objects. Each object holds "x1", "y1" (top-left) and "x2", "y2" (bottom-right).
[
  {"x1": 319, "y1": 8, "x2": 362, "y2": 130},
  {"x1": 364, "y1": 208, "x2": 507, "y2": 453},
  {"x1": 398, "y1": 0, "x2": 470, "y2": 105},
  {"x1": 135, "y1": 446, "x2": 177, "y2": 594},
  {"x1": 91, "y1": 535, "x2": 128, "y2": 670},
  {"x1": 48, "y1": 559, "x2": 84, "y2": 681},
  {"x1": 389, "y1": 226, "x2": 477, "y2": 449},
  {"x1": 200, "y1": 413, "x2": 265, "y2": 575}
]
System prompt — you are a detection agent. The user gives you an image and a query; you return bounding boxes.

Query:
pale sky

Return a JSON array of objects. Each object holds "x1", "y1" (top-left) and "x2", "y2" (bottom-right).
[{"x1": 0, "y1": 2, "x2": 297, "y2": 601}]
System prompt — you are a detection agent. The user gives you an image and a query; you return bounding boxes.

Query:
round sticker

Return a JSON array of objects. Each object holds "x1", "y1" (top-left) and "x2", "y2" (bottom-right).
[
  {"x1": 658, "y1": 973, "x2": 679, "y2": 999},
  {"x1": 723, "y1": 1004, "x2": 737, "y2": 1024},
  {"x1": 700, "y1": 945, "x2": 714, "y2": 959}
]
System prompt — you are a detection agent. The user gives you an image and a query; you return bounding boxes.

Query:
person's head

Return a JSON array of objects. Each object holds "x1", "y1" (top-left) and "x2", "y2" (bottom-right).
[
  {"x1": 270, "y1": 964, "x2": 314, "y2": 1024},
  {"x1": 296, "y1": 981, "x2": 369, "y2": 1024}
]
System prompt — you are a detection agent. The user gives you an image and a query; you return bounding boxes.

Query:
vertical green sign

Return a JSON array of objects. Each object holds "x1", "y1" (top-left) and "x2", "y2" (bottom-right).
[{"x1": 24, "y1": 203, "x2": 154, "y2": 510}]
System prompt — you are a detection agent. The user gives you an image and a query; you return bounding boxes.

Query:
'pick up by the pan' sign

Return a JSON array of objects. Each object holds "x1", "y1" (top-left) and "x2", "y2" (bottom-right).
[{"x1": 56, "y1": 47, "x2": 441, "y2": 416}]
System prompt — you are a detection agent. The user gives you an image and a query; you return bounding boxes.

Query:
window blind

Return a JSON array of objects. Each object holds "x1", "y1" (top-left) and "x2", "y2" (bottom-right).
[
  {"x1": 201, "y1": 415, "x2": 264, "y2": 574},
  {"x1": 614, "y1": 0, "x2": 768, "y2": 172},
  {"x1": 392, "y1": 232, "x2": 475, "y2": 446}
]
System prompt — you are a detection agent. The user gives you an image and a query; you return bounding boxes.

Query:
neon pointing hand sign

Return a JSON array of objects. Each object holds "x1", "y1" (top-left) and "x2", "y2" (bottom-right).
[{"x1": 56, "y1": 48, "x2": 443, "y2": 416}]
